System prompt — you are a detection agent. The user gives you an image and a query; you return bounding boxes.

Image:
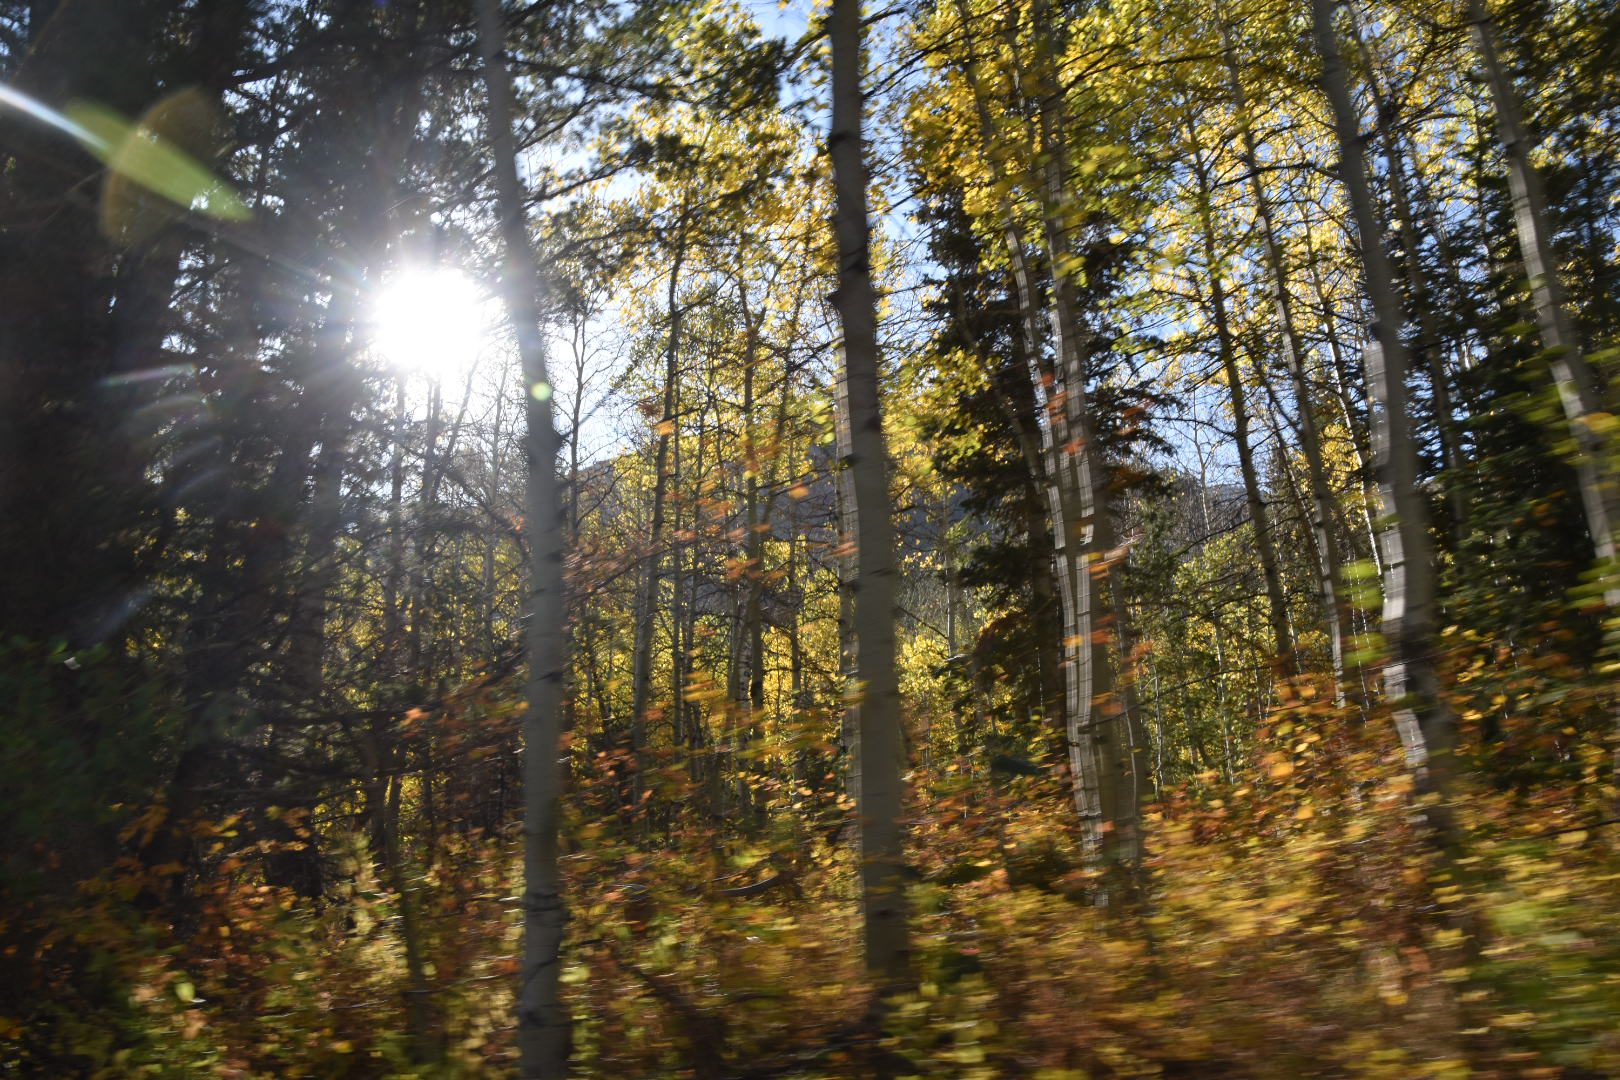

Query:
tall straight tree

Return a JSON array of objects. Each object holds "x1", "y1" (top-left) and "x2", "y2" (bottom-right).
[
  {"x1": 1467, "y1": 0, "x2": 1620, "y2": 603},
  {"x1": 1220, "y1": 19, "x2": 1352, "y2": 691},
  {"x1": 1347, "y1": 4, "x2": 1470, "y2": 545},
  {"x1": 929, "y1": 0, "x2": 1139, "y2": 846},
  {"x1": 1027, "y1": 0, "x2": 1148, "y2": 866},
  {"x1": 1312, "y1": 0, "x2": 1458, "y2": 812},
  {"x1": 827, "y1": 0, "x2": 911, "y2": 988},
  {"x1": 628, "y1": 218, "x2": 687, "y2": 806},
  {"x1": 477, "y1": 0, "x2": 571, "y2": 1073},
  {"x1": 944, "y1": 0, "x2": 1069, "y2": 748}
]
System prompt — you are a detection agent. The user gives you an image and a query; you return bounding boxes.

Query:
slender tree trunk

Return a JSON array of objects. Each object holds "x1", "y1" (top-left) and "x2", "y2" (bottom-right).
[
  {"x1": 1041, "y1": 113, "x2": 1142, "y2": 864},
  {"x1": 1304, "y1": 230, "x2": 1385, "y2": 576},
  {"x1": 828, "y1": 0, "x2": 910, "y2": 987},
  {"x1": 485, "y1": 364, "x2": 509, "y2": 656},
  {"x1": 947, "y1": 0, "x2": 1069, "y2": 749},
  {"x1": 1187, "y1": 118, "x2": 1296, "y2": 674},
  {"x1": 477, "y1": 0, "x2": 570, "y2": 1072},
  {"x1": 567, "y1": 317, "x2": 587, "y2": 541},
  {"x1": 1189, "y1": 419, "x2": 1242, "y2": 778},
  {"x1": 357, "y1": 726, "x2": 438, "y2": 1062},
  {"x1": 1347, "y1": 4, "x2": 1470, "y2": 544},
  {"x1": 286, "y1": 288, "x2": 364, "y2": 705},
  {"x1": 1468, "y1": 0, "x2": 1620, "y2": 599},
  {"x1": 629, "y1": 230, "x2": 687, "y2": 805},
  {"x1": 986, "y1": 343, "x2": 1066, "y2": 749},
  {"x1": 970, "y1": 0, "x2": 1136, "y2": 859},
  {"x1": 943, "y1": 513, "x2": 960, "y2": 659},
  {"x1": 740, "y1": 292, "x2": 768, "y2": 719},
  {"x1": 288, "y1": 5, "x2": 428, "y2": 710},
  {"x1": 833, "y1": 375, "x2": 861, "y2": 805},
  {"x1": 1313, "y1": 0, "x2": 1458, "y2": 815},
  {"x1": 1222, "y1": 28, "x2": 1352, "y2": 690},
  {"x1": 670, "y1": 375, "x2": 689, "y2": 814},
  {"x1": 386, "y1": 380, "x2": 410, "y2": 677},
  {"x1": 788, "y1": 522, "x2": 806, "y2": 718},
  {"x1": 406, "y1": 380, "x2": 446, "y2": 685}
]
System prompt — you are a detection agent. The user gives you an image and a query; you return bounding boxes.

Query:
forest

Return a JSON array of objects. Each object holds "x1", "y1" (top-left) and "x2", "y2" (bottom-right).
[{"x1": 2, "y1": 0, "x2": 1619, "y2": 1075}]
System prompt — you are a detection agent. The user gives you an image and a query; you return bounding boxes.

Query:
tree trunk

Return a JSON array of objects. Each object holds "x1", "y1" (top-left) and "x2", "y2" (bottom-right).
[
  {"x1": 1346, "y1": 3, "x2": 1470, "y2": 545},
  {"x1": 1313, "y1": 0, "x2": 1458, "y2": 815},
  {"x1": 1025, "y1": 4, "x2": 1147, "y2": 867},
  {"x1": 833, "y1": 373, "x2": 861, "y2": 806},
  {"x1": 947, "y1": 0, "x2": 1069, "y2": 749},
  {"x1": 357, "y1": 725, "x2": 439, "y2": 1062},
  {"x1": 1222, "y1": 26, "x2": 1352, "y2": 690},
  {"x1": 1186, "y1": 116, "x2": 1296, "y2": 675},
  {"x1": 485, "y1": 364, "x2": 509, "y2": 657},
  {"x1": 477, "y1": 0, "x2": 570, "y2": 1073},
  {"x1": 828, "y1": 0, "x2": 911, "y2": 988},
  {"x1": 1468, "y1": 0, "x2": 1620, "y2": 600},
  {"x1": 629, "y1": 229, "x2": 687, "y2": 806},
  {"x1": 1303, "y1": 229, "x2": 1385, "y2": 576},
  {"x1": 740, "y1": 289, "x2": 768, "y2": 718}
]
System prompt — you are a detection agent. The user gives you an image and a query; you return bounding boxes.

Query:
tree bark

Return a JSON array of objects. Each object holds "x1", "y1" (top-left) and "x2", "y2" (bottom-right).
[
  {"x1": 1468, "y1": 0, "x2": 1620, "y2": 600},
  {"x1": 1186, "y1": 114, "x2": 1296, "y2": 675},
  {"x1": 1313, "y1": 0, "x2": 1458, "y2": 813},
  {"x1": 828, "y1": 0, "x2": 911, "y2": 988},
  {"x1": 1221, "y1": 26, "x2": 1352, "y2": 690},
  {"x1": 477, "y1": 0, "x2": 570, "y2": 1073}
]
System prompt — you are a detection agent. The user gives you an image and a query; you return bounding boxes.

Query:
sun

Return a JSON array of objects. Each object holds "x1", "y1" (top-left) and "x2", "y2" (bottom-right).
[{"x1": 370, "y1": 267, "x2": 495, "y2": 380}]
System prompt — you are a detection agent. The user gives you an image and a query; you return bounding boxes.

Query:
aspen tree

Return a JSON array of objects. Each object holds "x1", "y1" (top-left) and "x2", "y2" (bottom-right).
[
  {"x1": 1312, "y1": 0, "x2": 1459, "y2": 814},
  {"x1": 827, "y1": 0, "x2": 911, "y2": 986},
  {"x1": 1221, "y1": 19, "x2": 1353, "y2": 689},
  {"x1": 477, "y1": 0, "x2": 571, "y2": 1072},
  {"x1": 1467, "y1": 0, "x2": 1620, "y2": 604}
]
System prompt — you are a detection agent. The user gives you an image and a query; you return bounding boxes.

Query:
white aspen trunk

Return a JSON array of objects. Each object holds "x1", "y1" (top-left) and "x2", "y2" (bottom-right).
[
  {"x1": 1347, "y1": 2, "x2": 1470, "y2": 543},
  {"x1": 476, "y1": 0, "x2": 570, "y2": 1073},
  {"x1": 828, "y1": 0, "x2": 911, "y2": 986},
  {"x1": 1314, "y1": 0, "x2": 1459, "y2": 811},
  {"x1": 1025, "y1": 2, "x2": 1145, "y2": 867},
  {"x1": 947, "y1": 0, "x2": 1072, "y2": 764},
  {"x1": 959, "y1": 0, "x2": 1118, "y2": 856},
  {"x1": 1468, "y1": 0, "x2": 1620, "y2": 601}
]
